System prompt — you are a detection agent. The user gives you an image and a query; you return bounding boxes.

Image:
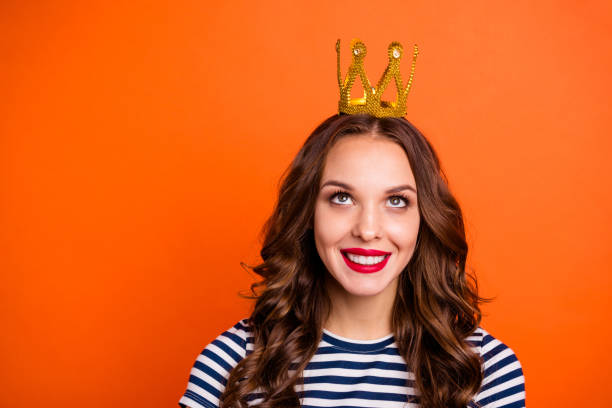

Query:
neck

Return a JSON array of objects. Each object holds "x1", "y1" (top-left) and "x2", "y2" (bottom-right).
[{"x1": 323, "y1": 274, "x2": 397, "y2": 340}]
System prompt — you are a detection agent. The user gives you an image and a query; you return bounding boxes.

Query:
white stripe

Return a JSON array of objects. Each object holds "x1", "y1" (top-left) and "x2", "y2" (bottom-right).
[
  {"x1": 302, "y1": 367, "x2": 413, "y2": 380},
  {"x1": 213, "y1": 334, "x2": 245, "y2": 360},
  {"x1": 190, "y1": 365, "x2": 224, "y2": 391},
  {"x1": 196, "y1": 353, "x2": 230, "y2": 378},
  {"x1": 476, "y1": 375, "x2": 525, "y2": 401},
  {"x1": 483, "y1": 347, "x2": 514, "y2": 371},
  {"x1": 207, "y1": 342, "x2": 242, "y2": 368},
  {"x1": 310, "y1": 351, "x2": 406, "y2": 364},
  {"x1": 184, "y1": 380, "x2": 220, "y2": 406},
  {"x1": 179, "y1": 395, "x2": 209, "y2": 408},
  {"x1": 296, "y1": 382, "x2": 416, "y2": 395},
  {"x1": 477, "y1": 390, "x2": 526, "y2": 407},
  {"x1": 481, "y1": 360, "x2": 523, "y2": 387},
  {"x1": 299, "y1": 397, "x2": 419, "y2": 408},
  {"x1": 481, "y1": 336, "x2": 503, "y2": 355},
  {"x1": 222, "y1": 327, "x2": 245, "y2": 358}
]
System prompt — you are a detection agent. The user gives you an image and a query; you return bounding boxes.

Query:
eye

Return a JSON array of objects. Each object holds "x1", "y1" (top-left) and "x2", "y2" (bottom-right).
[
  {"x1": 330, "y1": 190, "x2": 354, "y2": 205},
  {"x1": 387, "y1": 195, "x2": 409, "y2": 208}
]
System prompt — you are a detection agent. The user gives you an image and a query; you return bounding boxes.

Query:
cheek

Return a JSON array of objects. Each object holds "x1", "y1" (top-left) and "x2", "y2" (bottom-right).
[
  {"x1": 387, "y1": 214, "x2": 420, "y2": 249},
  {"x1": 314, "y1": 204, "x2": 349, "y2": 252}
]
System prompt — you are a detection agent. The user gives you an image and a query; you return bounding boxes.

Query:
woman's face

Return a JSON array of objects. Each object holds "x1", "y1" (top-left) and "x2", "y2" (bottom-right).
[{"x1": 314, "y1": 134, "x2": 420, "y2": 299}]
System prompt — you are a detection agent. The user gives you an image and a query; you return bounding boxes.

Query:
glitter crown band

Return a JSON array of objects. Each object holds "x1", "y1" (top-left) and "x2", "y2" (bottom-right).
[{"x1": 336, "y1": 38, "x2": 419, "y2": 118}]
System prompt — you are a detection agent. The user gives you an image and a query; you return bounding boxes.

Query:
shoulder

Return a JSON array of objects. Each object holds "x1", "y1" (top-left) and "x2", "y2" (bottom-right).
[
  {"x1": 205, "y1": 318, "x2": 253, "y2": 360},
  {"x1": 469, "y1": 326, "x2": 526, "y2": 408},
  {"x1": 178, "y1": 318, "x2": 253, "y2": 408}
]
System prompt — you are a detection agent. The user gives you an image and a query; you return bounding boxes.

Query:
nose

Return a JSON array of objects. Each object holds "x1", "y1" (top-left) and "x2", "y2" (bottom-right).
[{"x1": 351, "y1": 203, "x2": 382, "y2": 241}]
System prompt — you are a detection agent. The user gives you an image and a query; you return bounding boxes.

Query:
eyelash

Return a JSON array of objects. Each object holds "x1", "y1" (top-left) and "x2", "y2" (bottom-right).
[{"x1": 329, "y1": 189, "x2": 410, "y2": 208}]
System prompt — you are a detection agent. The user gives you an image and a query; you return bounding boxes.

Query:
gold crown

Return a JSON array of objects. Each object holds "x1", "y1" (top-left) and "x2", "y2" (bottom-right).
[{"x1": 336, "y1": 38, "x2": 419, "y2": 118}]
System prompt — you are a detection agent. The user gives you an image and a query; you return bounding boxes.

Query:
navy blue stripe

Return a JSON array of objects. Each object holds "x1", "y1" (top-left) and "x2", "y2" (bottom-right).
[
  {"x1": 300, "y1": 389, "x2": 409, "y2": 402},
  {"x1": 192, "y1": 361, "x2": 227, "y2": 387},
  {"x1": 466, "y1": 339, "x2": 480, "y2": 347},
  {"x1": 186, "y1": 375, "x2": 222, "y2": 399},
  {"x1": 481, "y1": 333, "x2": 496, "y2": 348},
  {"x1": 211, "y1": 338, "x2": 242, "y2": 364},
  {"x1": 222, "y1": 330, "x2": 247, "y2": 350},
  {"x1": 482, "y1": 342, "x2": 508, "y2": 361},
  {"x1": 305, "y1": 359, "x2": 407, "y2": 371},
  {"x1": 477, "y1": 383, "x2": 525, "y2": 406},
  {"x1": 322, "y1": 332, "x2": 395, "y2": 352},
  {"x1": 234, "y1": 320, "x2": 251, "y2": 332},
  {"x1": 484, "y1": 353, "x2": 519, "y2": 378},
  {"x1": 466, "y1": 330, "x2": 484, "y2": 352},
  {"x1": 480, "y1": 367, "x2": 524, "y2": 392},
  {"x1": 183, "y1": 389, "x2": 217, "y2": 408},
  {"x1": 245, "y1": 392, "x2": 264, "y2": 402},
  {"x1": 201, "y1": 348, "x2": 233, "y2": 373},
  {"x1": 316, "y1": 346, "x2": 401, "y2": 356}
]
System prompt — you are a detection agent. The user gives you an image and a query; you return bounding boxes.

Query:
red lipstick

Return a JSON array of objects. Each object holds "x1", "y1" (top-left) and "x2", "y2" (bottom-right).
[{"x1": 340, "y1": 248, "x2": 391, "y2": 274}]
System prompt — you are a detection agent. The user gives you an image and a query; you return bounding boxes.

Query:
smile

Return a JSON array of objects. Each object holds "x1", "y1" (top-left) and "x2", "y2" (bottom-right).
[
  {"x1": 345, "y1": 253, "x2": 387, "y2": 265},
  {"x1": 340, "y1": 248, "x2": 391, "y2": 274}
]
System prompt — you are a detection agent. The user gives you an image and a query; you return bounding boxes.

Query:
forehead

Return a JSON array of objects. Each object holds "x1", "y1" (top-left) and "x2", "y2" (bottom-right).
[{"x1": 321, "y1": 135, "x2": 416, "y2": 186}]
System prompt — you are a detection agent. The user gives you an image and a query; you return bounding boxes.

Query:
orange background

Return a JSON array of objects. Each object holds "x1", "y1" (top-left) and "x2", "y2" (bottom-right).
[{"x1": 1, "y1": 1, "x2": 611, "y2": 407}]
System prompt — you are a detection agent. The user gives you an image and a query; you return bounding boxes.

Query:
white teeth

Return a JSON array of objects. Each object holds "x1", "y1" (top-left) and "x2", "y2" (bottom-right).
[{"x1": 346, "y1": 253, "x2": 386, "y2": 265}]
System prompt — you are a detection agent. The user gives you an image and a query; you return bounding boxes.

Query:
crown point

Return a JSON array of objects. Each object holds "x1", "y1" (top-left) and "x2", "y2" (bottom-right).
[{"x1": 337, "y1": 39, "x2": 417, "y2": 118}]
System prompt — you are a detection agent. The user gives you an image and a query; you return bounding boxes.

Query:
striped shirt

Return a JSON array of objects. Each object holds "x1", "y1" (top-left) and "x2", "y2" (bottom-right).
[{"x1": 179, "y1": 319, "x2": 525, "y2": 408}]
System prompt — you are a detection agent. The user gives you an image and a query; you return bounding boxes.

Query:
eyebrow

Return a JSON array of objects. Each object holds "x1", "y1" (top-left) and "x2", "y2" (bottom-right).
[{"x1": 320, "y1": 180, "x2": 416, "y2": 194}]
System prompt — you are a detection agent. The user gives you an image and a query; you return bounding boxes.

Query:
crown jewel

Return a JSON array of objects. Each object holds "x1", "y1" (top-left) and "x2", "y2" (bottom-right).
[{"x1": 336, "y1": 38, "x2": 419, "y2": 118}]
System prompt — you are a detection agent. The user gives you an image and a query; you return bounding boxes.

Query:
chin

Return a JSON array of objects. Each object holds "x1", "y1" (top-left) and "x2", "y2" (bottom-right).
[{"x1": 340, "y1": 280, "x2": 392, "y2": 298}]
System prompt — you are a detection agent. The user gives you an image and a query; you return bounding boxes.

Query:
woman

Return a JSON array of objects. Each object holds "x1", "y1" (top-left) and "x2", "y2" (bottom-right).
[{"x1": 178, "y1": 113, "x2": 526, "y2": 408}]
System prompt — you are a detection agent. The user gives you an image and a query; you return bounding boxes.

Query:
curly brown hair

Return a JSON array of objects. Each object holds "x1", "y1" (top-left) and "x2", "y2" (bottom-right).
[{"x1": 219, "y1": 114, "x2": 489, "y2": 408}]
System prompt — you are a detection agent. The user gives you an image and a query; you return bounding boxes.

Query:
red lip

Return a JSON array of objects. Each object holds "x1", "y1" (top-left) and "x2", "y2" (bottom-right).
[
  {"x1": 340, "y1": 248, "x2": 391, "y2": 274},
  {"x1": 341, "y1": 248, "x2": 391, "y2": 256}
]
